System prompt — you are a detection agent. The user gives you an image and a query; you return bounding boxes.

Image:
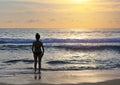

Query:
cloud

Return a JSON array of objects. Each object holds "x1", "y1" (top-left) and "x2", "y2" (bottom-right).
[
  {"x1": 49, "y1": 18, "x2": 56, "y2": 22},
  {"x1": 0, "y1": 0, "x2": 120, "y2": 28},
  {"x1": 27, "y1": 19, "x2": 40, "y2": 23},
  {"x1": 5, "y1": 20, "x2": 13, "y2": 23}
]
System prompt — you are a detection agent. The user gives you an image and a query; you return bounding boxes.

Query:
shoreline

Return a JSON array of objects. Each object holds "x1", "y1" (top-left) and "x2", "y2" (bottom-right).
[
  {"x1": 0, "y1": 79, "x2": 120, "y2": 85},
  {"x1": 0, "y1": 70, "x2": 120, "y2": 85}
]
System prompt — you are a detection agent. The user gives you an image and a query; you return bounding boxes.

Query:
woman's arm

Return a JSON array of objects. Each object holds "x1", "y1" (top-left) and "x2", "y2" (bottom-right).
[
  {"x1": 41, "y1": 42, "x2": 44, "y2": 56},
  {"x1": 32, "y1": 42, "x2": 34, "y2": 53}
]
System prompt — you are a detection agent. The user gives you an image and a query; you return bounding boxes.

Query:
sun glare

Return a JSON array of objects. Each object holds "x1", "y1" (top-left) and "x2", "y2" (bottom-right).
[{"x1": 71, "y1": 0, "x2": 87, "y2": 3}]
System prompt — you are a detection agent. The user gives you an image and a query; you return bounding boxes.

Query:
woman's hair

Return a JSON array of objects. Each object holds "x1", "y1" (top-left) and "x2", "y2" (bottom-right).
[{"x1": 35, "y1": 33, "x2": 40, "y2": 40}]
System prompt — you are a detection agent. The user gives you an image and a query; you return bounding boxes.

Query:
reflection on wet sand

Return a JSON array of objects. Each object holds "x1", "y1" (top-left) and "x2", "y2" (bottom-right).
[{"x1": 34, "y1": 73, "x2": 41, "y2": 80}]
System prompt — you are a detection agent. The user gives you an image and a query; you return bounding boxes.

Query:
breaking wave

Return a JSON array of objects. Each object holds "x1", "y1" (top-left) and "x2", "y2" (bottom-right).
[
  {"x1": 0, "y1": 38, "x2": 120, "y2": 51},
  {"x1": 3, "y1": 59, "x2": 120, "y2": 71},
  {"x1": 0, "y1": 38, "x2": 120, "y2": 44}
]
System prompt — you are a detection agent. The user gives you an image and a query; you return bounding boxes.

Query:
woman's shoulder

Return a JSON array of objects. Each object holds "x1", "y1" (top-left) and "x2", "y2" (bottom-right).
[
  {"x1": 33, "y1": 41, "x2": 36, "y2": 44},
  {"x1": 33, "y1": 40, "x2": 42, "y2": 44}
]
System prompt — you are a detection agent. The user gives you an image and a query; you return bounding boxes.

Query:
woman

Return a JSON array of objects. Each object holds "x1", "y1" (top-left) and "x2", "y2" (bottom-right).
[{"x1": 32, "y1": 33, "x2": 44, "y2": 73}]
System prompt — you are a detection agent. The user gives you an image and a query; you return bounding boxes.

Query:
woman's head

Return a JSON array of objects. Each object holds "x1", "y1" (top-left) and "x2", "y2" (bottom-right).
[{"x1": 35, "y1": 33, "x2": 40, "y2": 40}]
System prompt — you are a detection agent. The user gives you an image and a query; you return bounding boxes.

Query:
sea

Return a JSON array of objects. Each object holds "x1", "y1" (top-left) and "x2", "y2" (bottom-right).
[{"x1": 0, "y1": 28, "x2": 120, "y2": 76}]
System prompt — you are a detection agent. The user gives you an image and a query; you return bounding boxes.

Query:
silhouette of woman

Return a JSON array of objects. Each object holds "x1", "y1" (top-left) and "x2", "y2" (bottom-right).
[{"x1": 32, "y1": 33, "x2": 44, "y2": 73}]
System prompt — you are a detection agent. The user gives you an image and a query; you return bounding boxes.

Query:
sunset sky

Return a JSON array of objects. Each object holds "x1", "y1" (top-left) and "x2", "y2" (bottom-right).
[{"x1": 0, "y1": 0, "x2": 120, "y2": 28}]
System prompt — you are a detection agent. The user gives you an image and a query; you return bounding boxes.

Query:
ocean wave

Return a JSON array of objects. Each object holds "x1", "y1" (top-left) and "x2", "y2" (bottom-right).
[
  {"x1": 10, "y1": 66, "x2": 119, "y2": 71},
  {"x1": 41, "y1": 66, "x2": 117, "y2": 71},
  {"x1": 9, "y1": 63, "x2": 120, "y2": 71},
  {"x1": 47, "y1": 59, "x2": 120, "y2": 71},
  {"x1": 3, "y1": 59, "x2": 34, "y2": 64},
  {"x1": 3, "y1": 59, "x2": 120, "y2": 71},
  {"x1": 0, "y1": 38, "x2": 120, "y2": 44},
  {"x1": 47, "y1": 60, "x2": 71, "y2": 65},
  {"x1": 52, "y1": 45, "x2": 120, "y2": 51},
  {"x1": 0, "y1": 38, "x2": 120, "y2": 51},
  {"x1": 0, "y1": 44, "x2": 120, "y2": 51},
  {"x1": 0, "y1": 38, "x2": 33, "y2": 44},
  {"x1": 43, "y1": 38, "x2": 120, "y2": 43}
]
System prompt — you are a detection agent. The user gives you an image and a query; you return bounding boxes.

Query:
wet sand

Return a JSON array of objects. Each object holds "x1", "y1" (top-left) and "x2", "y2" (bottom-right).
[{"x1": 0, "y1": 70, "x2": 120, "y2": 85}]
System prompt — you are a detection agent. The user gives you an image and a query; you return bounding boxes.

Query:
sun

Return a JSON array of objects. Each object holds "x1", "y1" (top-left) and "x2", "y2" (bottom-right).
[{"x1": 71, "y1": 0, "x2": 87, "y2": 3}]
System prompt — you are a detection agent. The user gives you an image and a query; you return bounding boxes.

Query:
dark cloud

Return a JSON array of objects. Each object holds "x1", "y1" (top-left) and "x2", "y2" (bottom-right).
[
  {"x1": 0, "y1": 0, "x2": 71, "y2": 9},
  {"x1": 5, "y1": 20, "x2": 13, "y2": 23},
  {"x1": 1, "y1": 0, "x2": 120, "y2": 9},
  {"x1": 94, "y1": 0, "x2": 120, "y2": 2},
  {"x1": 108, "y1": 0, "x2": 120, "y2": 2},
  {"x1": 49, "y1": 18, "x2": 56, "y2": 22},
  {"x1": 27, "y1": 19, "x2": 39, "y2": 23}
]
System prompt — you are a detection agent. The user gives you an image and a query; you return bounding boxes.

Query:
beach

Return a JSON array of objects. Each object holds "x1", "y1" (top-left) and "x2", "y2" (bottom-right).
[
  {"x1": 0, "y1": 0, "x2": 120, "y2": 84},
  {"x1": 0, "y1": 28, "x2": 120, "y2": 85},
  {"x1": 0, "y1": 70, "x2": 120, "y2": 85},
  {"x1": 1, "y1": 80, "x2": 120, "y2": 85}
]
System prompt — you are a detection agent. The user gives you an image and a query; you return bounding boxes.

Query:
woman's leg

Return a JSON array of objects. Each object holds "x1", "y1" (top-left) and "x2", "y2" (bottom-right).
[
  {"x1": 34, "y1": 54, "x2": 37, "y2": 73},
  {"x1": 38, "y1": 56, "x2": 42, "y2": 73}
]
